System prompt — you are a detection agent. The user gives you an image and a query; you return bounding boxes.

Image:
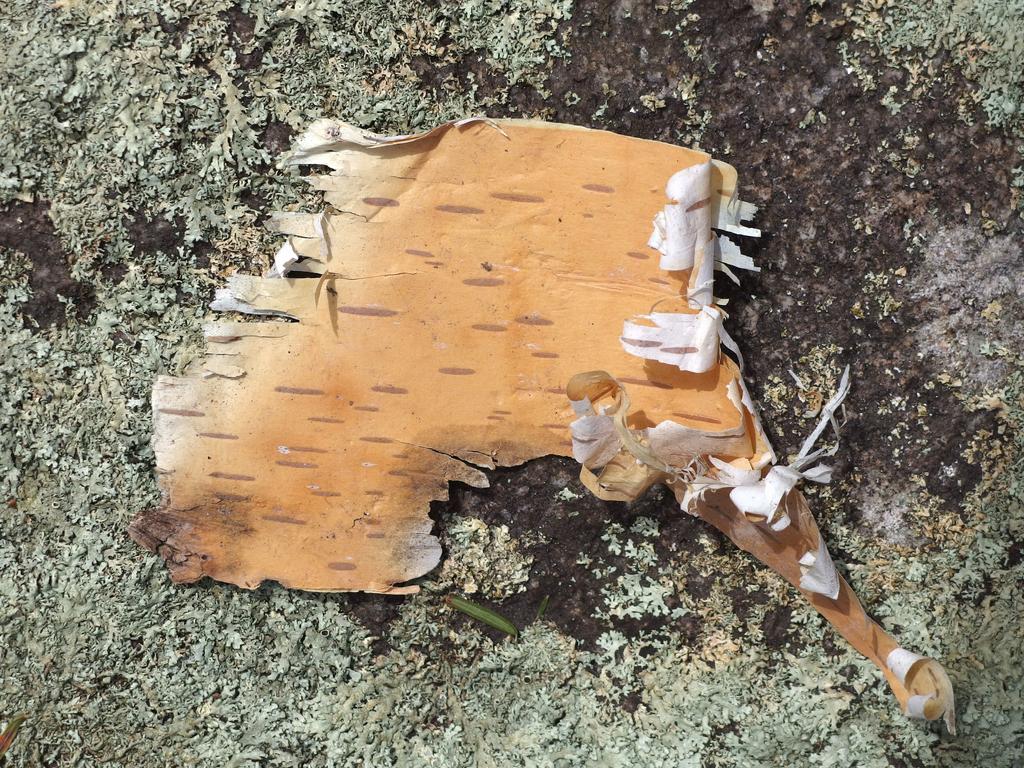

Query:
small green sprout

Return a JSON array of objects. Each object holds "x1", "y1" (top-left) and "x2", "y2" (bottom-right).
[
  {"x1": 536, "y1": 595, "x2": 550, "y2": 620},
  {"x1": 445, "y1": 595, "x2": 519, "y2": 639}
]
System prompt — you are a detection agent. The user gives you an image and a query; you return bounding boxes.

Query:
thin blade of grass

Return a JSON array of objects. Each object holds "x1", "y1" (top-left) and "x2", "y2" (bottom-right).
[
  {"x1": 536, "y1": 594, "x2": 550, "y2": 620},
  {"x1": 0, "y1": 713, "x2": 27, "y2": 759},
  {"x1": 445, "y1": 595, "x2": 518, "y2": 639}
]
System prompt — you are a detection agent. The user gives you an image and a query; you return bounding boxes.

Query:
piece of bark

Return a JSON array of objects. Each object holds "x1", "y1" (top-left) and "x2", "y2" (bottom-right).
[
  {"x1": 131, "y1": 119, "x2": 760, "y2": 593},
  {"x1": 130, "y1": 117, "x2": 955, "y2": 733}
]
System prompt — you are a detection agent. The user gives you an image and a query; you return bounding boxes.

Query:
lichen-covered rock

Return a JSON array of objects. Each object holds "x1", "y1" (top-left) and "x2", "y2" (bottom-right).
[{"x1": 2, "y1": 0, "x2": 1022, "y2": 765}]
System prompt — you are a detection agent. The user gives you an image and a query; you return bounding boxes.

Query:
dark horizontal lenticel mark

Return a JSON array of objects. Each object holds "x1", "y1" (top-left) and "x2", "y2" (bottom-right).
[
  {"x1": 490, "y1": 192, "x2": 544, "y2": 203},
  {"x1": 405, "y1": 248, "x2": 433, "y2": 257},
  {"x1": 531, "y1": 352, "x2": 559, "y2": 359},
  {"x1": 622, "y1": 338, "x2": 661, "y2": 348},
  {"x1": 493, "y1": 410, "x2": 512, "y2": 415},
  {"x1": 366, "y1": 533, "x2": 386, "y2": 539},
  {"x1": 275, "y1": 386, "x2": 325, "y2": 396},
  {"x1": 487, "y1": 415, "x2": 505, "y2": 421},
  {"x1": 541, "y1": 423, "x2": 565, "y2": 430},
  {"x1": 471, "y1": 323, "x2": 506, "y2": 332},
  {"x1": 363, "y1": 197, "x2": 399, "y2": 207},
  {"x1": 311, "y1": 490, "x2": 342, "y2": 497},
  {"x1": 618, "y1": 376, "x2": 673, "y2": 390},
  {"x1": 308, "y1": 416, "x2": 343, "y2": 423},
  {"x1": 216, "y1": 492, "x2": 251, "y2": 502},
  {"x1": 338, "y1": 306, "x2": 399, "y2": 317},
  {"x1": 436, "y1": 204, "x2": 484, "y2": 214},
  {"x1": 463, "y1": 277, "x2": 504, "y2": 287},
  {"x1": 276, "y1": 460, "x2": 318, "y2": 469},
  {"x1": 198, "y1": 432, "x2": 238, "y2": 440},
  {"x1": 364, "y1": 490, "x2": 384, "y2": 496},
  {"x1": 159, "y1": 408, "x2": 205, "y2": 417},
  {"x1": 262, "y1": 514, "x2": 307, "y2": 525},
  {"x1": 360, "y1": 436, "x2": 394, "y2": 444},
  {"x1": 354, "y1": 405, "x2": 379, "y2": 412},
  {"x1": 582, "y1": 183, "x2": 614, "y2": 193},
  {"x1": 439, "y1": 367, "x2": 475, "y2": 376},
  {"x1": 672, "y1": 411, "x2": 722, "y2": 425},
  {"x1": 209, "y1": 472, "x2": 255, "y2": 481},
  {"x1": 328, "y1": 562, "x2": 357, "y2": 571},
  {"x1": 627, "y1": 251, "x2": 649, "y2": 260},
  {"x1": 372, "y1": 384, "x2": 408, "y2": 395},
  {"x1": 515, "y1": 314, "x2": 553, "y2": 326},
  {"x1": 285, "y1": 445, "x2": 328, "y2": 453}
]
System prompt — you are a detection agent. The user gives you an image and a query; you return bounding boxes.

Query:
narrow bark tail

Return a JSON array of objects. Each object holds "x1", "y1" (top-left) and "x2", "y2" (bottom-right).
[{"x1": 689, "y1": 487, "x2": 955, "y2": 732}]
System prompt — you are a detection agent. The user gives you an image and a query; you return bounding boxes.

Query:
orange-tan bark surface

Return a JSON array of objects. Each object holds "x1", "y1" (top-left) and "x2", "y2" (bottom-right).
[{"x1": 130, "y1": 120, "x2": 757, "y2": 593}]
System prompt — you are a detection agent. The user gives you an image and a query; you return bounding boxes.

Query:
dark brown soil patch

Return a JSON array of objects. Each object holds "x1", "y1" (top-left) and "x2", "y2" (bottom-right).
[
  {"x1": 433, "y1": 457, "x2": 697, "y2": 649},
  {"x1": 124, "y1": 210, "x2": 186, "y2": 256},
  {"x1": 0, "y1": 200, "x2": 95, "y2": 329},
  {"x1": 224, "y1": 6, "x2": 263, "y2": 71}
]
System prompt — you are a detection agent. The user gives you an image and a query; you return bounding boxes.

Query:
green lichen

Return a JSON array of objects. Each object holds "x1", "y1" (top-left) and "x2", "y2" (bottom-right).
[
  {"x1": 555, "y1": 486, "x2": 583, "y2": 502},
  {"x1": 846, "y1": 0, "x2": 1024, "y2": 134},
  {"x1": 596, "y1": 518, "x2": 673, "y2": 621},
  {"x1": 432, "y1": 516, "x2": 536, "y2": 599}
]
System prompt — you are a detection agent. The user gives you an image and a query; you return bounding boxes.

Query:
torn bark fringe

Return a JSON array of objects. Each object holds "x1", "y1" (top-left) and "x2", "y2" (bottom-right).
[{"x1": 567, "y1": 152, "x2": 955, "y2": 733}]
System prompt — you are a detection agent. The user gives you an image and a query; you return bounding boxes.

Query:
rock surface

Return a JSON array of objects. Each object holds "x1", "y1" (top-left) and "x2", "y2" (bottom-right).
[{"x1": 1, "y1": 0, "x2": 1022, "y2": 765}]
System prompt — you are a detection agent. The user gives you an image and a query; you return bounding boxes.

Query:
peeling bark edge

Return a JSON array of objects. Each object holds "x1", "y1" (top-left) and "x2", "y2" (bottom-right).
[{"x1": 128, "y1": 509, "x2": 205, "y2": 584}]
